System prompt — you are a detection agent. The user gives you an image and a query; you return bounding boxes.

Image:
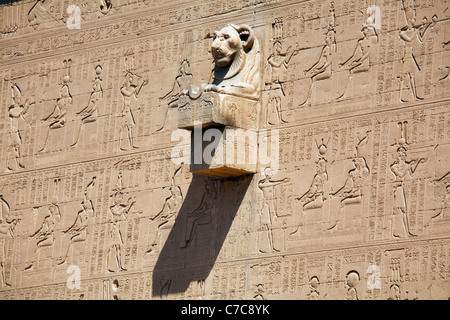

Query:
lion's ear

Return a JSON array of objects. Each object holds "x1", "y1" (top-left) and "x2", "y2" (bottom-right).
[{"x1": 234, "y1": 24, "x2": 255, "y2": 52}]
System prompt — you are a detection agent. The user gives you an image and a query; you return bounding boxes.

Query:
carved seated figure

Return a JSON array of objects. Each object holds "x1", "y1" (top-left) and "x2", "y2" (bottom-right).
[{"x1": 178, "y1": 24, "x2": 262, "y2": 130}]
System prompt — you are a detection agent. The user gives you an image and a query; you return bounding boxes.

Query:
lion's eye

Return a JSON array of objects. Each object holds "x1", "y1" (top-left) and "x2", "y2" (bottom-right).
[{"x1": 224, "y1": 34, "x2": 230, "y2": 39}]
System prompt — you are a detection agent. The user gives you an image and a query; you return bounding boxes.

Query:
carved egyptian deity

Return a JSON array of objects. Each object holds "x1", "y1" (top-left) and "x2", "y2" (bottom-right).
[
  {"x1": 25, "y1": 184, "x2": 61, "y2": 271},
  {"x1": 336, "y1": 24, "x2": 379, "y2": 100},
  {"x1": 0, "y1": 195, "x2": 17, "y2": 288},
  {"x1": 398, "y1": 2, "x2": 436, "y2": 102},
  {"x1": 108, "y1": 172, "x2": 135, "y2": 272},
  {"x1": 426, "y1": 172, "x2": 450, "y2": 226},
  {"x1": 157, "y1": 60, "x2": 193, "y2": 132},
  {"x1": 257, "y1": 167, "x2": 289, "y2": 253},
  {"x1": 390, "y1": 146, "x2": 425, "y2": 238},
  {"x1": 147, "y1": 186, "x2": 182, "y2": 254},
  {"x1": 7, "y1": 84, "x2": 32, "y2": 171},
  {"x1": 72, "y1": 65, "x2": 103, "y2": 147},
  {"x1": 39, "y1": 72, "x2": 72, "y2": 153},
  {"x1": 266, "y1": 41, "x2": 298, "y2": 124},
  {"x1": 119, "y1": 72, "x2": 148, "y2": 151},
  {"x1": 181, "y1": 180, "x2": 216, "y2": 249},
  {"x1": 183, "y1": 24, "x2": 261, "y2": 101},
  {"x1": 327, "y1": 157, "x2": 370, "y2": 230},
  {"x1": 58, "y1": 177, "x2": 96, "y2": 265},
  {"x1": 299, "y1": 28, "x2": 336, "y2": 107},
  {"x1": 290, "y1": 141, "x2": 328, "y2": 236},
  {"x1": 298, "y1": 158, "x2": 328, "y2": 210}
]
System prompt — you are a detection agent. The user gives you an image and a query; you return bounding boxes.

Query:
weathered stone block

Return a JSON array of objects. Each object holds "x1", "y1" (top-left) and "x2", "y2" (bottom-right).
[
  {"x1": 189, "y1": 126, "x2": 258, "y2": 178},
  {"x1": 178, "y1": 91, "x2": 259, "y2": 131}
]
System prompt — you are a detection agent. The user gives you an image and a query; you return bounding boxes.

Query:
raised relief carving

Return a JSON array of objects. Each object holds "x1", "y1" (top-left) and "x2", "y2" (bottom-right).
[
  {"x1": 147, "y1": 185, "x2": 183, "y2": 254},
  {"x1": 119, "y1": 71, "x2": 148, "y2": 151},
  {"x1": 336, "y1": 22, "x2": 379, "y2": 100},
  {"x1": 58, "y1": 177, "x2": 96, "y2": 265},
  {"x1": 7, "y1": 83, "x2": 33, "y2": 171},
  {"x1": 398, "y1": 0, "x2": 436, "y2": 102},
  {"x1": 390, "y1": 122, "x2": 426, "y2": 238},
  {"x1": 299, "y1": 3, "x2": 336, "y2": 107},
  {"x1": 0, "y1": 194, "x2": 18, "y2": 288},
  {"x1": 426, "y1": 171, "x2": 450, "y2": 226},
  {"x1": 107, "y1": 171, "x2": 135, "y2": 272},
  {"x1": 0, "y1": 0, "x2": 448, "y2": 301},
  {"x1": 181, "y1": 179, "x2": 217, "y2": 249},
  {"x1": 290, "y1": 139, "x2": 328, "y2": 237},
  {"x1": 25, "y1": 179, "x2": 62, "y2": 270},
  {"x1": 72, "y1": 65, "x2": 103, "y2": 147},
  {"x1": 157, "y1": 60, "x2": 194, "y2": 132},
  {"x1": 39, "y1": 60, "x2": 73, "y2": 153},
  {"x1": 266, "y1": 39, "x2": 299, "y2": 124},
  {"x1": 257, "y1": 167, "x2": 289, "y2": 253},
  {"x1": 328, "y1": 132, "x2": 370, "y2": 230}
]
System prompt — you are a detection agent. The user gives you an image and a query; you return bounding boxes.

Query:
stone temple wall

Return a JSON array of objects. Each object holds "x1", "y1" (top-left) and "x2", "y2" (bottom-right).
[{"x1": 0, "y1": 0, "x2": 448, "y2": 300}]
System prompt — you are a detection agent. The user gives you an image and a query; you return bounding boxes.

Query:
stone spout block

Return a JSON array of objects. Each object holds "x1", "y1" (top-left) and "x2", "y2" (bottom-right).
[
  {"x1": 189, "y1": 125, "x2": 258, "y2": 178},
  {"x1": 178, "y1": 91, "x2": 259, "y2": 131}
]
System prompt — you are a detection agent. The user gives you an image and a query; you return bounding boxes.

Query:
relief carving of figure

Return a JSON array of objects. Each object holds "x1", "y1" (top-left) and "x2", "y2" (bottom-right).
[
  {"x1": 398, "y1": 0, "x2": 436, "y2": 102},
  {"x1": 147, "y1": 186, "x2": 182, "y2": 254},
  {"x1": 39, "y1": 60, "x2": 72, "y2": 153},
  {"x1": 328, "y1": 157, "x2": 370, "y2": 230},
  {"x1": 0, "y1": 194, "x2": 18, "y2": 288},
  {"x1": 336, "y1": 24, "x2": 379, "y2": 100},
  {"x1": 266, "y1": 40, "x2": 299, "y2": 124},
  {"x1": 257, "y1": 167, "x2": 289, "y2": 253},
  {"x1": 181, "y1": 180, "x2": 217, "y2": 249},
  {"x1": 390, "y1": 146, "x2": 425, "y2": 238},
  {"x1": 25, "y1": 179, "x2": 62, "y2": 270},
  {"x1": 157, "y1": 60, "x2": 193, "y2": 132},
  {"x1": 299, "y1": 28, "x2": 336, "y2": 107},
  {"x1": 119, "y1": 72, "x2": 148, "y2": 151},
  {"x1": 107, "y1": 172, "x2": 135, "y2": 272},
  {"x1": 426, "y1": 171, "x2": 450, "y2": 226},
  {"x1": 58, "y1": 177, "x2": 96, "y2": 265},
  {"x1": 72, "y1": 65, "x2": 103, "y2": 147},
  {"x1": 7, "y1": 83, "x2": 33, "y2": 171},
  {"x1": 291, "y1": 140, "x2": 328, "y2": 236}
]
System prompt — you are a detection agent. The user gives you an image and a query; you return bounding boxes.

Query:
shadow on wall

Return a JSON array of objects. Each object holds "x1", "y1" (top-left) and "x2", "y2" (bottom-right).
[
  {"x1": 152, "y1": 174, "x2": 252, "y2": 298},
  {"x1": 0, "y1": 0, "x2": 22, "y2": 5}
]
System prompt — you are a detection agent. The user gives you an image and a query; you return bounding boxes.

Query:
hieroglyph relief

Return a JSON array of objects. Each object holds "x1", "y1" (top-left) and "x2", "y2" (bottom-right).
[
  {"x1": 258, "y1": 167, "x2": 289, "y2": 253},
  {"x1": 398, "y1": 0, "x2": 437, "y2": 102},
  {"x1": 0, "y1": 194, "x2": 18, "y2": 288},
  {"x1": 39, "y1": 60, "x2": 72, "y2": 153},
  {"x1": 108, "y1": 170, "x2": 135, "y2": 272},
  {"x1": 58, "y1": 177, "x2": 96, "y2": 265},
  {"x1": 25, "y1": 179, "x2": 62, "y2": 270},
  {"x1": 0, "y1": 0, "x2": 448, "y2": 300},
  {"x1": 72, "y1": 66, "x2": 103, "y2": 147},
  {"x1": 119, "y1": 71, "x2": 148, "y2": 151},
  {"x1": 7, "y1": 83, "x2": 33, "y2": 171},
  {"x1": 266, "y1": 18, "x2": 299, "y2": 124},
  {"x1": 390, "y1": 122, "x2": 426, "y2": 238}
]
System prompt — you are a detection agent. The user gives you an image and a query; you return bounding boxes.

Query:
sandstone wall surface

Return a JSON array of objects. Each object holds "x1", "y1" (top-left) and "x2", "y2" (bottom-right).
[{"x1": 0, "y1": 0, "x2": 449, "y2": 300}]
